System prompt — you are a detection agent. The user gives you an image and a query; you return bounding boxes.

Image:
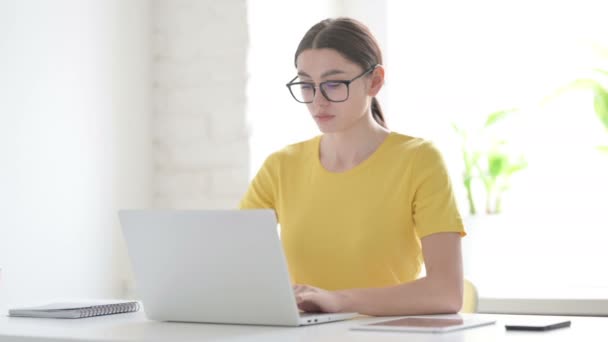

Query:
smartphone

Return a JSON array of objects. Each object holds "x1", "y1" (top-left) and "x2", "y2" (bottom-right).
[{"x1": 505, "y1": 319, "x2": 571, "y2": 331}]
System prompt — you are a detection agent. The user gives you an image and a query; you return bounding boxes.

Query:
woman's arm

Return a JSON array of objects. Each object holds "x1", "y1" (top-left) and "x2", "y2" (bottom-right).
[{"x1": 294, "y1": 232, "x2": 463, "y2": 316}]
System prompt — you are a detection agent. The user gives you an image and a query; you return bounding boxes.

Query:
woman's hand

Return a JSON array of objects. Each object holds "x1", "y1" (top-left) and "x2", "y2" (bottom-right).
[{"x1": 293, "y1": 284, "x2": 348, "y2": 313}]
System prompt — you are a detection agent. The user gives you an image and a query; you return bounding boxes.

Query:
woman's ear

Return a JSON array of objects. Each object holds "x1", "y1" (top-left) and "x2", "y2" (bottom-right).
[{"x1": 368, "y1": 65, "x2": 385, "y2": 97}]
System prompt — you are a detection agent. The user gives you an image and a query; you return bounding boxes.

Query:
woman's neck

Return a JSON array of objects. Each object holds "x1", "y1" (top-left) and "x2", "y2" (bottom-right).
[{"x1": 320, "y1": 114, "x2": 390, "y2": 172}]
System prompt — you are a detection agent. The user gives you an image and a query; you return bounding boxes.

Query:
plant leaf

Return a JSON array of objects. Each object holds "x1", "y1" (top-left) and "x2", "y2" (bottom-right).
[
  {"x1": 593, "y1": 85, "x2": 608, "y2": 130},
  {"x1": 484, "y1": 109, "x2": 517, "y2": 128},
  {"x1": 592, "y1": 67, "x2": 608, "y2": 78},
  {"x1": 546, "y1": 79, "x2": 600, "y2": 105},
  {"x1": 488, "y1": 154, "x2": 507, "y2": 178},
  {"x1": 505, "y1": 160, "x2": 528, "y2": 175}
]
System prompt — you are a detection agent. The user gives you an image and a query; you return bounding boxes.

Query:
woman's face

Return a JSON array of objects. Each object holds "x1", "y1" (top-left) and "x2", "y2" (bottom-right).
[{"x1": 295, "y1": 48, "x2": 380, "y2": 133}]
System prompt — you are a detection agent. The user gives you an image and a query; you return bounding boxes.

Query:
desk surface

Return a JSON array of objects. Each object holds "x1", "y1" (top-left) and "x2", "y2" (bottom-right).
[{"x1": 0, "y1": 311, "x2": 605, "y2": 342}]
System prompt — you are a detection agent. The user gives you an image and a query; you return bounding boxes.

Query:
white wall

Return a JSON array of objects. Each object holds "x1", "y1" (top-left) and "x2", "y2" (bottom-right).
[
  {"x1": 0, "y1": 0, "x2": 150, "y2": 307},
  {"x1": 151, "y1": 0, "x2": 249, "y2": 209}
]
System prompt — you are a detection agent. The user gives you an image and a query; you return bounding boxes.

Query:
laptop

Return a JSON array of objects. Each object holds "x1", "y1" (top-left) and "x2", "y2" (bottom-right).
[{"x1": 118, "y1": 209, "x2": 358, "y2": 326}]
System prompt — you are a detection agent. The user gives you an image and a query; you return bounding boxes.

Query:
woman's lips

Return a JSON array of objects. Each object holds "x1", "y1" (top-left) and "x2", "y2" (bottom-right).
[{"x1": 314, "y1": 114, "x2": 335, "y2": 122}]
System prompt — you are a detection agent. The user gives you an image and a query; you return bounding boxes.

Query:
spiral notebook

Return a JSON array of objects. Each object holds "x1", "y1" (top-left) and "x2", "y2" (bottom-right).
[{"x1": 8, "y1": 300, "x2": 140, "y2": 319}]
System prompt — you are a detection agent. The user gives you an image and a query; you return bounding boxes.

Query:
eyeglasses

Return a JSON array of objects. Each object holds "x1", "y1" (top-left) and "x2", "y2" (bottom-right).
[{"x1": 286, "y1": 65, "x2": 377, "y2": 103}]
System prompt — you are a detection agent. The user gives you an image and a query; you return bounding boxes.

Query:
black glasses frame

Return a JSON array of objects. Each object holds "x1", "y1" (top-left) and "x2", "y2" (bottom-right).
[{"x1": 285, "y1": 64, "x2": 378, "y2": 103}]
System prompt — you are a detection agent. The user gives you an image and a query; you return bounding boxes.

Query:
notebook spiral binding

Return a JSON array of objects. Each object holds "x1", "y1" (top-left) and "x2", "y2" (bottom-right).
[{"x1": 78, "y1": 302, "x2": 140, "y2": 318}]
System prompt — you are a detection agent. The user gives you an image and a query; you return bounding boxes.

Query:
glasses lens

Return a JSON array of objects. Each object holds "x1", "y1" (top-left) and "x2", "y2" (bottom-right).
[
  {"x1": 290, "y1": 83, "x2": 314, "y2": 103},
  {"x1": 321, "y1": 82, "x2": 348, "y2": 102}
]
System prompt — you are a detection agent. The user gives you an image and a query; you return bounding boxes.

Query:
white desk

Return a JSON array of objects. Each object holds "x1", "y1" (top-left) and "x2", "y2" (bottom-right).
[{"x1": 0, "y1": 311, "x2": 605, "y2": 342}]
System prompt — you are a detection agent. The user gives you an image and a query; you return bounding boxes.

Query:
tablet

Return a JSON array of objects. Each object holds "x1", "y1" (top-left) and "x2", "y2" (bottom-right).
[{"x1": 351, "y1": 316, "x2": 496, "y2": 333}]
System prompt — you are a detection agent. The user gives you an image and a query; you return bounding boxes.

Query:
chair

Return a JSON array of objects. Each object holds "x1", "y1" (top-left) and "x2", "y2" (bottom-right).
[{"x1": 461, "y1": 279, "x2": 478, "y2": 313}]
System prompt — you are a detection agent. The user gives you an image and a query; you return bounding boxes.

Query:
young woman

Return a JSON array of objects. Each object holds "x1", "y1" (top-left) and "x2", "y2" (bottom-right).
[{"x1": 240, "y1": 17, "x2": 465, "y2": 316}]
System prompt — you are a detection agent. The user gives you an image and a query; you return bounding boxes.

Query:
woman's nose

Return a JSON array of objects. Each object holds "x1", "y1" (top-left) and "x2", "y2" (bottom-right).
[{"x1": 312, "y1": 88, "x2": 329, "y2": 107}]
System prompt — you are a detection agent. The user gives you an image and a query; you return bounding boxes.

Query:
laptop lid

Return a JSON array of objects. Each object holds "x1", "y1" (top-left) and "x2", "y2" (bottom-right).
[{"x1": 119, "y1": 209, "x2": 304, "y2": 326}]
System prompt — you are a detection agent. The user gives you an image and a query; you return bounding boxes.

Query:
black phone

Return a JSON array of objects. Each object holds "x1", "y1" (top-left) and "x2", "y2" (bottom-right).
[{"x1": 505, "y1": 319, "x2": 571, "y2": 331}]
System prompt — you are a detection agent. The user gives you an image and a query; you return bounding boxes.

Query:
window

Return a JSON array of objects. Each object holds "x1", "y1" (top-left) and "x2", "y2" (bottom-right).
[{"x1": 387, "y1": 0, "x2": 608, "y2": 299}]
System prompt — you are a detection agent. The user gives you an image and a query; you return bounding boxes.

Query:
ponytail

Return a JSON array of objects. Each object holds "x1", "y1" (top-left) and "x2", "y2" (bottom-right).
[{"x1": 371, "y1": 97, "x2": 386, "y2": 128}]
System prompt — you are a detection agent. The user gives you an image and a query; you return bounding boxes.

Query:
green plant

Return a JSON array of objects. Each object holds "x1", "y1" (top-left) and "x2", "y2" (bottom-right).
[
  {"x1": 545, "y1": 43, "x2": 608, "y2": 151},
  {"x1": 573, "y1": 68, "x2": 608, "y2": 152},
  {"x1": 452, "y1": 109, "x2": 528, "y2": 215}
]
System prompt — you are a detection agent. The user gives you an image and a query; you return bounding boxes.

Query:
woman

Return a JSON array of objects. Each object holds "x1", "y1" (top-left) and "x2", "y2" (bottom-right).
[{"x1": 240, "y1": 17, "x2": 465, "y2": 316}]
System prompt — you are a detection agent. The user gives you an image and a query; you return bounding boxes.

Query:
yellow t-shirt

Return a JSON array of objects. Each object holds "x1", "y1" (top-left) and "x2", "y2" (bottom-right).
[{"x1": 239, "y1": 132, "x2": 465, "y2": 291}]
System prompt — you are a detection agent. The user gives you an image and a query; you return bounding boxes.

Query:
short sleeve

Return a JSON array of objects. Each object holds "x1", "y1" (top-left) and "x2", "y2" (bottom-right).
[
  {"x1": 411, "y1": 141, "x2": 465, "y2": 238},
  {"x1": 238, "y1": 153, "x2": 279, "y2": 211}
]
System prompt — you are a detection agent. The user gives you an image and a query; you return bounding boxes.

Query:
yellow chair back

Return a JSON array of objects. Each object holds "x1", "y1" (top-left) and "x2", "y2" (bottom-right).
[{"x1": 461, "y1": 279, "x2": 478, "y2": 313}]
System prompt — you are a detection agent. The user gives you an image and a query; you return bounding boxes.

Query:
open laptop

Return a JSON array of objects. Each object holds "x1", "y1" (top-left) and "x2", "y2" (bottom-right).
[{"x1": 118, "y1": 209, "x2": 358, "y2": 326}]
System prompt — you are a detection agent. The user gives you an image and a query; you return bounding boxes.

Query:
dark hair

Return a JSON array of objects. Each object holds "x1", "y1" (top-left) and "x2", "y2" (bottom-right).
[{"x1": 294, "y1": 17, "x2": 386, "y2": 127}]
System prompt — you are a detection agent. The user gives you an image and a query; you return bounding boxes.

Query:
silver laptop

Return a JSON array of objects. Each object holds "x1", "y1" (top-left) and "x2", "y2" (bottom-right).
[{"x1": 118, "y1": 209, "x2": 358, "y2": 326}]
